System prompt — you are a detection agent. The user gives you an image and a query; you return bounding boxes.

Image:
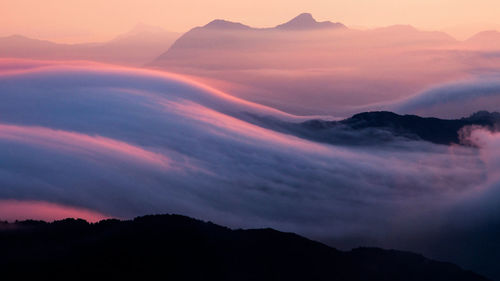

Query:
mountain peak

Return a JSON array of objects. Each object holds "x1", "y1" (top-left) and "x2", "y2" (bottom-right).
[
  {"x1": 292, "y1": 12, "x2": 315, "y2": 22},
  {"x1": 466, "y1": 30, "x2": 500, "y2": 41},
  {"x1": 204, "y1": 19, "x2": 251, "y2": 30},
  {"x1": 276, "y1": 13, "x2": 346, "y2": 30}
]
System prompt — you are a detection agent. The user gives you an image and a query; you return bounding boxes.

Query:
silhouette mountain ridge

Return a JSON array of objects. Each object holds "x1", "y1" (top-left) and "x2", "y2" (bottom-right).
[
  {"x1": 276, "y1": 13, "x2": 346, "y2": 30},
  {"x1": 0, "y1": 214, "x2": 489, "y2": 281}
]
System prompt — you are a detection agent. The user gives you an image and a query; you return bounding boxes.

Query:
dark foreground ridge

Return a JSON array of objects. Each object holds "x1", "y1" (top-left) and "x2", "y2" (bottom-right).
[
  {"x1": 253, "y1": 111, "x2": 500, "y2": 146},
  {"x1": 0, "y1": 215, "x2": 488, "y2": 281}
]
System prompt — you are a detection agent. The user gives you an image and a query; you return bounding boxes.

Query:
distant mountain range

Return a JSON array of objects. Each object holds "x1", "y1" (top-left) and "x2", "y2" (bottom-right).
[
  {"x1": 0, "y1": 24, "x2": 180, "y2": 66},
  {"x1": 151, "y1": 13, "x2": 456, "y2": 70},
  {"x1": 3, "y1": 14, "x2": 500, "y2": 115},
  {"x1": 0, "y1": 214, "x2": 489, "y2": 281},
  {"x1": 148, "y1": 13, "x2": 497, "y2": 115},
  {"x1": 182, "y1": 13, "x2": 346, "y2": 32},
  {"x1": 276, "y1": 13, "x2": 346, "y2": 30},
  {"x1": 464, "y1": 30, "x2": 500, "y2": 49}
]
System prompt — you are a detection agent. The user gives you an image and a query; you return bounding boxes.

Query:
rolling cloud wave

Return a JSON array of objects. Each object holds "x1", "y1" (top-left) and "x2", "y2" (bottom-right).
[
  {"x1": 0, "y1": 60, "x2": 499, "y2": 260},
  {"x1": 391, "y1": 75, "x2": 500, "y2": 118}
]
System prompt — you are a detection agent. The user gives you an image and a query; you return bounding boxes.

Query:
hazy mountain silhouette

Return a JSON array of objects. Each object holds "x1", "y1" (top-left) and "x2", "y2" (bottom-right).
[
  {"x1": 200, "y1": 13, "x2": 345, "y2": 32},
  {"x1": 204, "y1": 19, "x2": 253, "y2": 30},
  {"x1": 152, "y1": 13, "x2": 455, "y2": 67},
  {"x1": 0, "y1": 25, "x2": 180, "y2": 66},
  {"x1": 0, "y1": 214, "x2": 489, "y2": 281},
  {"x1": 465, "y1": 30, "x2": 500, "y2": 49},
  {"x1": 149, "y1": 14, "x2": 463, "y2": 115},
  {"x1": 367, "y1": 25, "x2": 456, "y2": 46},
  {"x1": 275, "y1": 13, "x2": 346, "y2": 30}
]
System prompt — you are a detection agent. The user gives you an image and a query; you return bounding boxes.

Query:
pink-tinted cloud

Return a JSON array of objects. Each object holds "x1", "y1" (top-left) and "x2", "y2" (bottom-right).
[
  {"x1": 0, "y1": 123, "x2": 170, "y2": 169},
  {"x1": 0, "y1": 200, "x2": 110, "y2": 222},
  {"x1": 2, "y1": 60, "x2": 500, "y2": 279},
  {"x1": 0, "y1": 60, "x2": 487, "y2": 235},
  {"x1": 390, "y1": 76, "x2": 500, "y2": 118}
]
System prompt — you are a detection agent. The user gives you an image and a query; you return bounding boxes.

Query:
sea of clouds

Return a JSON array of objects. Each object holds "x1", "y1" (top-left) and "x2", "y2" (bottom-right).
[{"x1": 1, "y1": 59, "x2": 500, "y2": 277}]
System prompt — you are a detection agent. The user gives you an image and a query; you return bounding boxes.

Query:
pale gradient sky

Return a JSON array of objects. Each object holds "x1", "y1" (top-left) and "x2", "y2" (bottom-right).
[{"x1": 1, "y1": 0, "x2": 500, "y2": 43}]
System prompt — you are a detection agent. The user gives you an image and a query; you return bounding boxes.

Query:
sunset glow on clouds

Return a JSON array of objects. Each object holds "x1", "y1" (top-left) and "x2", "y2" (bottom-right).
[
  {"x1": 3, "y1": 3, "x2": 500, "y2": 278},
  {"x1": 150, "y1": 19, "x2": 500, "y2": 117},
  {"x1": 0, "y1": 60, "x2": 497, "y2": 248},
  {"x1": 391, "y1": 77, "x2": 500, "y2": 118},
  {"x1": 0, "y1": 200, "x2": 109, "y2": 223}
]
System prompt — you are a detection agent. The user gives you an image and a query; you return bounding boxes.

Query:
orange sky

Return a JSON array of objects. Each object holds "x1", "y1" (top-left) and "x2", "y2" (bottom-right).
[{"x1": 2, "y1": 0, "x2": 500, "y2": 43}]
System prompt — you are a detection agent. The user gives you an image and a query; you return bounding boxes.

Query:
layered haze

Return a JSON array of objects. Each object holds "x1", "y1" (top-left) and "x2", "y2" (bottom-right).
[
  {"x1": 0, "y1": 24, "x2": 180, "y2": 66},
  {"x1": 4, "y1": 14, "x2": 500, "y2": 119},
  {"x1": 151, "y1": 14, "x2": 500, "y2": 118}
]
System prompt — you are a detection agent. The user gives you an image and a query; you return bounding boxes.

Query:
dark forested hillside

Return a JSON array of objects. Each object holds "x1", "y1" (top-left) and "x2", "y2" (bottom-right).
[{"x1": 0, "y1": 215, "x2": 489, "y2": 281}]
